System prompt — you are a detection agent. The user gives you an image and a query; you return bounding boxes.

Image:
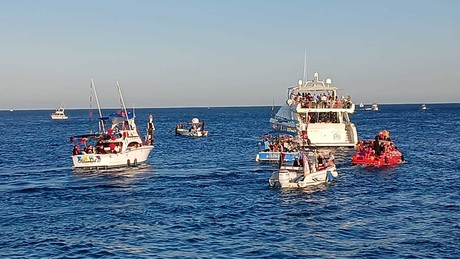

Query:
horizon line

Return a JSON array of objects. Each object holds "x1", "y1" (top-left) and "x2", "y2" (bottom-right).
[{"x1": 2, "y1": 102, "x2": 460, "y2": 111}]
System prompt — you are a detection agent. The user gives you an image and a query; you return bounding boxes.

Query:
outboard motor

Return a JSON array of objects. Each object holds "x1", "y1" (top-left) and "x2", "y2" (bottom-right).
[{"x1": 278, "y1": 169, "x2": 291, "y2": 187}]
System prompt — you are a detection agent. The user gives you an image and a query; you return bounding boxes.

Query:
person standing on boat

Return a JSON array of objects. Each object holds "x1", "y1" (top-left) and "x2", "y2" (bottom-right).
[
  {"x1": 147, "y1": 115, "x2": 155, "y2": 145},
  {"x1": 374, "y1": 136, "x2": 381, "y2": 157}
]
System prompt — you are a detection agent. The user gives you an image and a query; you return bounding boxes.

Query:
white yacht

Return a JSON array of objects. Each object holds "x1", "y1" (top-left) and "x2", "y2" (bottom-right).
[
  {"x1": 51, "y1": 107, "x2": 68, "y2": 120},
  {"x1": 270, "y1": 70, "x2": 358, "y2": 147},
  {"x1": 421, "y1": 104, "x2": 427, "y2": 110}
]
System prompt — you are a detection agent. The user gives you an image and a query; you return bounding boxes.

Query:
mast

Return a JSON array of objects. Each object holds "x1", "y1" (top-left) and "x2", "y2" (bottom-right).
[
  {"x1": 90, "y1": 78, "x2": 105, "y2": 132},
  {"x1": 116, "y1": 81, "x2": 132, "y2": 130},
  {"x1": 302, "y1": 51, "x2": 307, "y2": 86}
]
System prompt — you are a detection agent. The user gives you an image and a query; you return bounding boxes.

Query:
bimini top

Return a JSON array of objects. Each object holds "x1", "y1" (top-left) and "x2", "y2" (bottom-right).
[{"x1": 100, "y1": 111, "x2": 134, "y2": 121}]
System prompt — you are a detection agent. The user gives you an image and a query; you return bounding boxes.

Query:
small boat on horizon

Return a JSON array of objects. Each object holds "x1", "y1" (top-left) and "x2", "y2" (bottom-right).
[
  {"x1": 421, "y1": 104, "x2": 427, "y2": 110},
  {"x1": 372, "y1": 103, "x2": 379, "y2": 111},
  {"x1": 51, "y1": 106, "x2": 68, "y2": 120}
]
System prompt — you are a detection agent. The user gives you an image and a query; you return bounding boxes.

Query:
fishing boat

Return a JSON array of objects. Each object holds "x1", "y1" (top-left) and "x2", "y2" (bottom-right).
[
  {"x1": 421, "y1": 104, "x2": 427, "y2": 110},
  {"x1": 269, "y1": 58, "x2": 358, "y2": 147},
  {"x1": 269, "y1": 151, "x2": 338, "y2": 188},
  {"x1": 175, "y1": 118, "x2": 208, "y2": 137},
  {"x1": 351, "y1": 131, "x2": 404, "y2": 167},
  {"x1": 70, "y1": 80, "x2": 154, "y2": 169},
  {"x1": 51, "y1": 106, "x2": 68, "y2": 120}
]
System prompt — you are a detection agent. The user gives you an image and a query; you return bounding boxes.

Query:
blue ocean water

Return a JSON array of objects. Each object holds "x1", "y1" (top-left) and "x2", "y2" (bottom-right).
[{"x1": 0, "y1": 104, "x2": 459, "y2": 258}]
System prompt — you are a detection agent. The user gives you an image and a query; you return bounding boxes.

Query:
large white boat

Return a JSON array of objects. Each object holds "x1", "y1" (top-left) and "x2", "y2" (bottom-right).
[
  {"x1": 269, "y1": 151, "x2": 338, "y2": 188},
  {"x1": 175, "y1": 118, "x2": 208, "y2": 137},
  {"x1": 70, "y1": 80, "x2": 154, "y2": 169},
  {"x1": 51, "y1": 107, "x2": 68, "y2": 120},
  {"x1": 270, "y1": 70, "x2": 358, "y2": 147}
]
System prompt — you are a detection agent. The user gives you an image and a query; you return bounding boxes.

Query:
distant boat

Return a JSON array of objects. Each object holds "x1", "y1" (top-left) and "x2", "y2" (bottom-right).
[
  {"x1": 51, "y1": 106, "x2": 68, "y2": 120},
  {"x1": 359, "y1": 102, "x2": 364, "y2": 108},
  {"x1": 9, "y1": 109, "x2": 14, "y2": 112},
  {"x1": 372, "y1": 103, "x2": 379, "y2": 111},
  {"x1": 421, "y1": 104, "x2": 427, "y2": 110}
]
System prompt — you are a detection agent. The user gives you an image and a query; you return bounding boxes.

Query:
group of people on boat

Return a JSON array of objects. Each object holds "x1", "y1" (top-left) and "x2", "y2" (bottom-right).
[
  {"x1": 175, "y1": 119, "x2": 206, "y2": 135},
  {"x1": 352, "y1": 130, "x2": 404, "y2": 165},
  {"x1": 260, "y1": 131, "x2": 312, "y2": 153},
  {"x1": 289, "y1": 92, "x2": 353, "y2": 109},
  {"x1": 291, "y1": 151, "x2": 335, "y2": 171}
]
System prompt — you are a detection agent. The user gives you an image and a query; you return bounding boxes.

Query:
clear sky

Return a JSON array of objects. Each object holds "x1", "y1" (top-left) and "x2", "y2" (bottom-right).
[{"x1": 1, "y1": 0, "x2": 459, "y2": 110}]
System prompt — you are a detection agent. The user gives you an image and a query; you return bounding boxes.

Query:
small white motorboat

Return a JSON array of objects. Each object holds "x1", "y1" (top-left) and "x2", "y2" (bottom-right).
[
  {"x1": 51, "y1": 106, "x2": 68, "y2": 120},
  {"x1": 175, "y1": 118, "x2": 208, "y2": 137},
  {"x1": 269, "y1": 151, "x2": 338, "y2": 188},
  {"x1": 421, "y1": 104, "x2": 427, "y2": 110}
]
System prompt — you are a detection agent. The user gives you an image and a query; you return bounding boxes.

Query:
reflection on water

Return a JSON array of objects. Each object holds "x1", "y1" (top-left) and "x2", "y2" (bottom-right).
[{"x1": 73, "y1": 164, "x2": 154, "y2": 185}]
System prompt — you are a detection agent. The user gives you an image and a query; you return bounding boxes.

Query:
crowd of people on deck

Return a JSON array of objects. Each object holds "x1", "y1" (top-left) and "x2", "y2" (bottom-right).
[
  {"x1": 260, "y1": 132, "x2": 335, "y2": 171},
  {"x1": 260, "y1": 134, "x2": 301, "y2": 153},
  {"x1": 354, "y1": 130, "x2": 402, "y2": 160},
  {"x1": 289, "y1": 91, "x2": 353, "y2": 109},
  {"x1": 72, "y1": 140, "x2": 126, "y2": 155}
]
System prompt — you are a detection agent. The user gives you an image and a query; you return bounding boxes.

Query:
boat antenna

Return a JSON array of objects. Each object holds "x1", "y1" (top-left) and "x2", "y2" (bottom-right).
[
  {"x1": 90, "y1": 78, "x2": 105, "y2": 132},
  {"x1": 116, "y1": 81, "x2": 132, "y2": 130},
  {"x1": 302, "y1": 51, "x2": 307, "y2": 86},
  {"x1": 133, "y1": 103, "x2": 136, "y2": 119}
]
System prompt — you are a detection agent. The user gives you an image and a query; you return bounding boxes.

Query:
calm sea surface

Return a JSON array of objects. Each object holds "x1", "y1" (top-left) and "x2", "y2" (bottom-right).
[{"x1": 0, "y1": 104, "x2": 459, "y2": 258}]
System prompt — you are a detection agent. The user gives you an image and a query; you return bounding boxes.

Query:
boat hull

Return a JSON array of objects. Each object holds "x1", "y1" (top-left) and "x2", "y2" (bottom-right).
[
  {"x1": 176, "y1": 129, "x2": 208, "y2": 137},
  {"x1": 256, "y1": 152, "x2": 299, "y2": 162},
  {"x1": 351, "y1": 153, "x2": 403, "y2": 167},
  {"x1": 51, "y1": 115, "x2": 68, "y2": 120},
  {"x1": 72, "y1": 146, "x2": 154, "y2": 169},
  {"x1": 269, "y1": 166, "x2": 338, "y2": 188}
]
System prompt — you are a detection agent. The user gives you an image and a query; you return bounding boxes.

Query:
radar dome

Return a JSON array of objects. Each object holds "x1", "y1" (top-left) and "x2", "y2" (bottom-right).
[
  {"x1": 191, "y1": 118, "x2": 200, "y2": 124},
  {"x1": 326, "y1": 78, "x2": 332, "y2": 85}
]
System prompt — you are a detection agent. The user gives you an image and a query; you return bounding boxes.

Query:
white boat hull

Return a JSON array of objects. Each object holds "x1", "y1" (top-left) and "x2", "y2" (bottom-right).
[
  {"x1": 51, "y1": 115, "x2": 68, "y2": 120},
  {"x1": 270, "y1": 118, "x2": 357, "y2": 147},
  {"x1": 269, "y1": 166, "x2": 338, "y2": 188},
  {"x1": 176, "y1": 129, "x2": 208, "y2": 137},
  {"x1": 72, "y1": 146, "x2": 153, "y2": 169}
]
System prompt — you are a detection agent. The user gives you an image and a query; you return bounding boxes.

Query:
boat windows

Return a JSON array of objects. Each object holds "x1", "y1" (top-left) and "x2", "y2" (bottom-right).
[{"x1": 308, "y1": 112, "x2": 339, "y2": 123}]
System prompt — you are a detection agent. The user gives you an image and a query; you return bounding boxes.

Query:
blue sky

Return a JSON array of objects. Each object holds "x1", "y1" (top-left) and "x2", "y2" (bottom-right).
[{"x1": 1, "y1": 0, "x2": 459, "y2": 109}]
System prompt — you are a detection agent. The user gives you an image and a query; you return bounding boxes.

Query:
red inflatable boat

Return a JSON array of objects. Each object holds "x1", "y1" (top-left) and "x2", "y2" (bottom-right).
[
  {"x1": 352, "y1": 136, "x2": 404, "y2": 166},
  {"x1": 351, "y1": 150, "x2": 404, "y2": 166}
]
